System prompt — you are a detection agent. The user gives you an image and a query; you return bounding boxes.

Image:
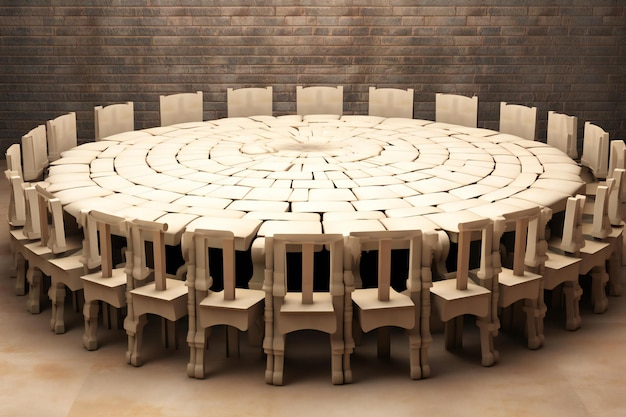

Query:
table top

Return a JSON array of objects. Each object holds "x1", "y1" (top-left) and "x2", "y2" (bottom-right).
[{"x1": 47, "y1": 115, "x2": 585, "y2": 247}]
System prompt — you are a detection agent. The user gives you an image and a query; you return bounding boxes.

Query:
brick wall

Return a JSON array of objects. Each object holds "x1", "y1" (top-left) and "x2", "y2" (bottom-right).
[{"x1": 1, "y1": 1, "x2": 624, "y2": 154}]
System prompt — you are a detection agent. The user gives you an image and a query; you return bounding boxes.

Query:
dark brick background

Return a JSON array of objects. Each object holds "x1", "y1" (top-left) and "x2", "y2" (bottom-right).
[{"x1": 1, "y1": 1, "x2": 624, "y2": 154}]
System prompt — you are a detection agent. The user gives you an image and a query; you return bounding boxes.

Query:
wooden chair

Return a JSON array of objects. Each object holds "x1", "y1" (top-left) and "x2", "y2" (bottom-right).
[
  {"x1": 435, "y1": 93, "x2": 478, "y2": 128},
  {"x1": 368, "y1": 87, "x2": 414, "y2": 119},
  {"x1": 6, "y1": 143, "x2": 23, "y2": 179},
  {"x1": 548, "y1": 195, "x2": 612, "y2": 314},
  {"x1": 430, "y1": 218, "x2": 499, "y2": 367},
  {"x1": 606, "y1": 169, "x2": 626, "y2": 294},
  {"x1": 5, "y1": 169, "x2": 32, "y2": 295},
  {"x1": 22, "y1": 185, "x2": 86, "y2": 333},
  {"x1": 296, "y1": 85, "x2": 343, "y2": 116},
  {"x1": 264, "y1": 233, "x2": 352, "y2": 385},
  {"x1": 94, "y1": 101, "x2": 135, "y2": 140},
  {"x1": 527, "y1": 207, "x2": 582, "y2": 331},
  {"x1": 348, "y1": 229, "x2": 436, "y2": 379},
  {"x1": 21, "y1": 124, "x2": 48, "y2": 181},
  {"x1": 547, "y1": 111, "x2": 578, "y2": 159},
  {"x1": 46, "y1": 112, "x2": 77, "y2": 162},
  {"x1": 159, "y1": 91, "x2": 203, "y2": 126},
  {"x1": 494, "y1": 206, "x2": 545, "y2": 349},
  {"x1": 227, "y1": 87, "x2": 273, "y2": 118},
  {"x1": 5, "y1": 169, "x2": 26, "y2": 228},
  {"x1": 499, "y1": 102, "x2": 537, "y2": 141},
  {"x1": 183, "y1": 228, "x2": 265, "y2": 379},
  {"x1": 582, "y1": 175, "x2": 624, "y2": 297},
  {"x1": 125, "y1": 218, "x2": 188, "y2": 366},
  {"x1": 581, "y1": 122, "x2": 609, "y2": 180},
  {"x1": 608, "y1": 140, "x2": 626, "y2": 181},
  {"x1": 4, "y1": 146, "x2": 28, "y2": 285},
  {"x1": 81, "y1": 210, "x2": 129, "y2": 350}
]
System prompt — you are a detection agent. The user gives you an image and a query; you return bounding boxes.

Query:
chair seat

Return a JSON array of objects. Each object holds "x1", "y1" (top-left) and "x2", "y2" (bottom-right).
[
  {"x1": 198, "y1": 289, "x2": 264, "y2": 330},
  {"x1": 82, "y1": 268, "x2": 127, "y2": 308},
  {"x1": 280, "y1": 292, "x2": 334, "y2": 313},
  {"x1": 579, "y1": 239, "x2": 612, "y2": 274},
  {"x1": 431, "y1": 279, "x2": 491, "y2": 322},
  {"x1": 47, "y1": 253, "x2": 85, "y2": 290},
  {"x1": 199, "y1": 288, "x2": 264, "y2": 310},
  {"x1": 352, "y1": 288, "x2": 415, "y2": 332},
  {"x1": 543, "y1": 252, "x2": 581, "y2": 290},
  {"x1": 279, "y1": 292, "x2": 338, "y2": 335},
  {"x1": 131, "y1": 278, "x2": 188, "y2": 321},
  {"x1": 497, "y1": 268, "x2": 543, "y2": 308}
]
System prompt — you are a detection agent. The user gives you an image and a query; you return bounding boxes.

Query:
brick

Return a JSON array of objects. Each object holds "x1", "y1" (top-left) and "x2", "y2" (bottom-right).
[{"x1": 0, "y1": 1, "x2": 624, "y2": 150}]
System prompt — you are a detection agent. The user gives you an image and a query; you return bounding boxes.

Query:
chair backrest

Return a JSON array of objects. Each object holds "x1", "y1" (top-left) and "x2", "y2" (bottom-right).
[
  {"x1": 547, "y1": 111, "x2": 578, "y2": 159},
  {"x1": 499, "y1": 102, "x2": 537, "y2": 141},
  {"x1": 560, "y1": 195, "x2": 586, "y2": 254},
  {"x1": 35, "y1": 184, "x2": 72, "y2": 254},
  {"x1": 608, "y1": 139, "x2": 626, "y2": 180},
  {"x1": 22, "y1": 185, "x2": 41, "y2": 239},
  {"x1": 368, "y1": 87, "x2": 414, "y2": 119},
  {"x1": 182, "y1": 228, "x2": 237, "y2": 300},
  {"x1": 128, "y1": 218, "x2": 168, "y2": 290},
  {"x1": 5, "y1": 170, "x2": 27, "y2": 227},
  {"x1": 581, "y1": 122, "x2": 609, "y2": 179},
  {"x1": 435, "y1": 93, "x2": 478, "y2": 128},
  {"x1": 454, "y1": 218, "x2": 493, "y2": 290},
  {"x1": 348, "y1": 230, "x2": 426, "y2": 300},
  {"x1": 46, "y1": 112, "x2": 77, "y2": 161},
  {"x1": 499, "y1": 206, "x2": 541, "y2": 276},
  {"x1": 21, "y1": 124, "x2": 48, "y2": 181},
  {"x1": 84, "y1": 209, "x2": 128, "y2": 274},
  {"x1": 608, "y1": 168, "x2": 625, "y2": 226},
  {"x1": 227, "y1": 87, "x2": 273, "y2": 118},
  {"x1": 94, "y1": 101, "x2": 135, "y2": 140},
  {"x1": 6, "y1": 143, "x2": 23, "y2": 179},
  {"x1": 526, "y1": 206, "x2": 552, "y2": 271},
  {"x1": 159, "y1": 91, "x2": 203, "y2": 126},
  {"x1": 296, "y1": 86, "x2": 343, "y2": 116},
  {"x1": 589, "y1": 182, "x2": 612, "y2": 239},
  {"x1": 271, "y1": 234, "x2": 345, "y2": 303}
]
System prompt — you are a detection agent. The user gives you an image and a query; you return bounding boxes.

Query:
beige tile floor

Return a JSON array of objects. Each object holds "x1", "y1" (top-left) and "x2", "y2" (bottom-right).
[{"x1": 1, "y1": 163, "x2": 625, "y2": 417}]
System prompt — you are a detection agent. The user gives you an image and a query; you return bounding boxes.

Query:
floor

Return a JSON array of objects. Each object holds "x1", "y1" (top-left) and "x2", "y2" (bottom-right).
[{"x1": 1, "y1": 161, "x2": 626, "y2": 417}]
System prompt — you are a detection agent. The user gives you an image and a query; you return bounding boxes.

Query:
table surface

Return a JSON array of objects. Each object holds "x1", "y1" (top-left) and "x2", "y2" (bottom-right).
[{"x1": 47, "y1": 115, "x2": 585, "y2": 247}]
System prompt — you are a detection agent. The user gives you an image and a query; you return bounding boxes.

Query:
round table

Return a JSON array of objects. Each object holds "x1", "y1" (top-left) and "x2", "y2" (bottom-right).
[
  {"x1": 48, "y1": 114, "x2": 584, "y2": 233},
  {"x1": 46, "y1": 114, "x2": 586, "y2": 288}
]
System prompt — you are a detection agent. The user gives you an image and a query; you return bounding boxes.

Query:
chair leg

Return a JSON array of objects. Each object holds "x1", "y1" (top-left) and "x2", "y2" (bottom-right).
[
  {"x1": 589, "y1": 266, "x2": 609, "y2": 314},
  {"x1": 272, "y1": 333, "x2": 285, "y2": 386},
  {"x1": 226, "y1": 326, "x2": 239, "y2": 358},
  {"x1": 376, "y1": 327, "x2": 391, "y2": 359},
  {"x1": 161, "y1": 318, "x2": 178, "y2": 350},
  {"x1": 48, "y1": 283, "x2": 66, "y2": 334},
  {"x1": 563, "y1": 281, "x2": 582, "y2": 330},
  {"x1": 338, "y1": 293, "x2": 352, "y2": 384},
  {"x1": 126, "y1": 314, "x2": 147, "y2": 367},
  {"x1": 419, "y1": 291, "x2": 432, "y2": 379},
  {"x1": 14, "y1": 254, "x2": 27, "y2": 296},
  {"x1": 247, "y1": 315, "x2": 264, "y2": 348},
  {"x1": 264, "y1": 352, "x2": 275, "y2": 385},
  {"x1": 608, "y1": 241, "x2": 622, "y2": 296},
  {"x1": 408, "y1": 329, "x2": 422, "y2": 380},
  {"x1": 444, "y1": 316, "x2": 463, "y2": 350},
  {"x1": 187, "y1": 327, "x2": 207, "y2": 379},
  {"x1": 523, "y1": 298, "x2": 542, "y2": 350},
  {"x1": 476, "y1": 317, "x2": 498, "y2": 367},
  {"x1": 82, "y1": 299, "x2": 100, "y2": 350},
  {"x1": 26, "y1": 268, "x2": 43, "y2": 314},
  {"x1": 263, "y1": 297, "x2": 275, "y2": 385},
  {"x1": 330, "y1": 331, "x2": 344, "y2": 385},
  {"x1": 536, "y1": 289, "x2": 547, "y2": 346}
]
